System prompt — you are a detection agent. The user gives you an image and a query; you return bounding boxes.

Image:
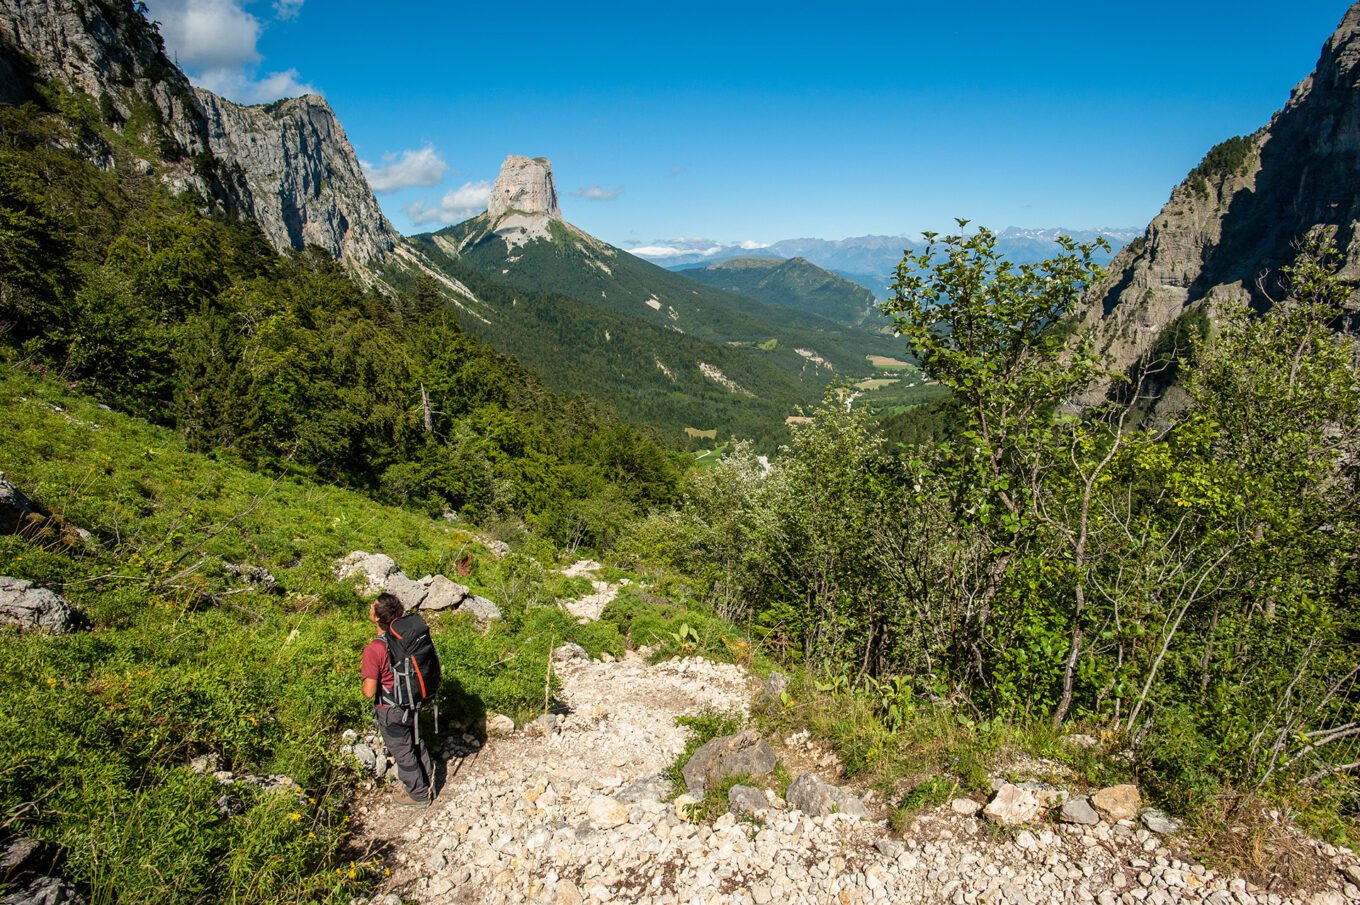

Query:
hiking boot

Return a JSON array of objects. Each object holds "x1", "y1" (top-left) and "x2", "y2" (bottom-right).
[{"x1": 392, "y1": 788, "x2": 430, "y2": 809}]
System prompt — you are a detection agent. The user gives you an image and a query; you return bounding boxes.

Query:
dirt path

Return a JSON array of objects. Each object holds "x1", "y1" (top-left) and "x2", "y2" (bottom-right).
[{"x1": 351, "y1": 566, "x2": 1359, "y2": 905}]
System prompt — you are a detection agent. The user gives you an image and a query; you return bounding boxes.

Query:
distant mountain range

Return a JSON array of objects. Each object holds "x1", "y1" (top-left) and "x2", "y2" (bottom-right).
[{"x1": 633, "y1": 228, "x2": 1141, "y2": 298}]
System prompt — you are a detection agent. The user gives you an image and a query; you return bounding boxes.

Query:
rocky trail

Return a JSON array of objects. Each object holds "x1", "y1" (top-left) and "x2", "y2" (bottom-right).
[{"x1": 351, "y1": 565, "x2": 1360, "y2": 905}]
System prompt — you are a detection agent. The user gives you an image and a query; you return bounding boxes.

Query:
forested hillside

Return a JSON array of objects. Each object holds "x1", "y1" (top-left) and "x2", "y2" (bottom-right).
[
  {"x1": 678, "y1": 256, "x2": 882, "y2": 328},
  {"x1": 0, "y1": 99, "x2": 681, "y2": 549},
  {"x1": 632, "y1": 226, "x2": 1360, "y2": 848},
  {"x1": 394, "y1": 176, "x2": 907, "y2": 446}
]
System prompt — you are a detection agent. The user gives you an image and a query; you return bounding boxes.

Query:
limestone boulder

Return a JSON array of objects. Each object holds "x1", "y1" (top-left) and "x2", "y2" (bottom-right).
[
  {"x1": 382, "y1": 572, "x2": 428, "y2": 612},
  {"x1": 0, "y1": 578, "x2": 74, "y2": 633},
  {"x1": 420, "y1": 575, "x2": 469, "y2": 611},
  {"x1": 681, "y1": 729, "x2": 778, "y2": 795},
  {"x1": 1141, "y1": 807, "x2": 1182, "y2": 834},
  {"x1": 458, "y1": 595, "x2": 502, "y2": 629},
  {"x1": 552, "y1": 642, "x2": 590, "y2": 665},
  {"x1": 1090, "y1": 784, "x2": 1141, "y2": 822},
  {"x1": 727, "y1": 784, "x2": 770, "y2": 819},
  {"x1": 524, "y1": 713, "x2": 559, "y2": 738},
  {"x1": 585, "y1": 796, "x2": 629, "y2": 829},
  {"x1": 1060, "y1": 796, "x2": 1100, "y2": 825},
  {"x1": 983, "y1": 783, "x2": 1043, "y2": 825},
  {"x1": 617, "y1": 775, "x2": 670, "y2": 805},
  {"x1": 950, "y1": 798, "x2": 982, "y2": 817},
  {"x1": 333, "y1": 551, "x2": 398, "y2": 595},
  {"x1": 486, "y1": 713, "x2": 515, "y2": 737},
  {"x1": 785, "y1": 772, "x2": 867, "y2": 819}
]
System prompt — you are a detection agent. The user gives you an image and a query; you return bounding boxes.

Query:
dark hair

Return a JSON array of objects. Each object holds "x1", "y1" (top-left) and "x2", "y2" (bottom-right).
[{"x1": 374, "y1": 593, "x2": 404, "y2": 630}]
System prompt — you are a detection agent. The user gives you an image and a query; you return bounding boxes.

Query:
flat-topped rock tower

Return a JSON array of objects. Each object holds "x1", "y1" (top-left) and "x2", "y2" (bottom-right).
[{"x1": 487, "y1": 155, "x2": 561, "y2": 220}]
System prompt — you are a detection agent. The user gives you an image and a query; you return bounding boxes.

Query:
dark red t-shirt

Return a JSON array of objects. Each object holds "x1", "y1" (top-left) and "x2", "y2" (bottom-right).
[{"x1": 361, "y1": 637, "x2": 394, "y2": 708}]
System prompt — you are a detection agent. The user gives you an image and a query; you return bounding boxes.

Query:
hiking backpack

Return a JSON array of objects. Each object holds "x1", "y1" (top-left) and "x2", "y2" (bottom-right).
[{"x1": 380, "y1": 613, "x2": 442, "y2": 710}]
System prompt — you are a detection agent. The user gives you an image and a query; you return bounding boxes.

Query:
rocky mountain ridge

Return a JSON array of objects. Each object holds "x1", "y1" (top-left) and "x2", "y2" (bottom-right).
[
  {"x1": 0, "y1": 0, "x2": 397, "y2": 269},
  {"x1": 1077, "y1": 2, "x2": 1360, "y2": 402}
]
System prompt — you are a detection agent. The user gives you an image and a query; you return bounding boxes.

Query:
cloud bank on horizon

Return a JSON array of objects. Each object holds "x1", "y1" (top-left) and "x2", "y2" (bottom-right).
[{"x1": 628, "y1": 238, "x2": 770, "y2": 260}]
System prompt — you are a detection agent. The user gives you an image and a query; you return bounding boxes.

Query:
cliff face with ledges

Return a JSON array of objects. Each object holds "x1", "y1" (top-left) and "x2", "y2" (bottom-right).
[
  {"x1": 0, "y1": 0, "x2": 397, "y2": 269},
  {"x1": 1078, "y1": 2, "x2": 1360, "y2": 403}
]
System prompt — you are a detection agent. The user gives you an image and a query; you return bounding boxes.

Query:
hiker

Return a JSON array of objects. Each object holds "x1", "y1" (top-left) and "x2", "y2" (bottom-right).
[{"x1": 362, "y1": 592, "x2": 435, "y2": 808}]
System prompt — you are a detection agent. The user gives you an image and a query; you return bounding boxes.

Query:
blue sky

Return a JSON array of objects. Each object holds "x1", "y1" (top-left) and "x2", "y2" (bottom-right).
[{"x1": 145, "y1": 1, "x2": 1350, "y2": 253}]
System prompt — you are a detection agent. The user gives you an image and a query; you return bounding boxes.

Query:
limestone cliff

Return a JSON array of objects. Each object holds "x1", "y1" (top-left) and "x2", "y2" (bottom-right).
[
  {"x1": 487, "y1": 155, "x2": 561, "y2": 220},
  {"x1": 1078, "y1": 2, "x2": 1360, "y2": 403},
  {"x1": 0, "y1": 0, "x2": 397, "y2": 269},
  {"x1": 196, "y1": 91, "x2": 395, "y2": 268},
  {"x1": 439, "y1": 154, "x2": 607, "y2": 255}
]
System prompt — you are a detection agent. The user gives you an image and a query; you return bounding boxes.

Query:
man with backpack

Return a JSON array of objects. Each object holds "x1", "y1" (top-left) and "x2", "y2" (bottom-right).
[{"x1": 362, "y1": 592, "x2": 439, "y2": 808}]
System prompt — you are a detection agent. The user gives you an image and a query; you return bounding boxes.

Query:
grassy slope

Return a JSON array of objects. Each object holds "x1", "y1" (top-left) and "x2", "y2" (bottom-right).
[{"x1": 0, "y1": 366, "x2": 742, "y2": 902}]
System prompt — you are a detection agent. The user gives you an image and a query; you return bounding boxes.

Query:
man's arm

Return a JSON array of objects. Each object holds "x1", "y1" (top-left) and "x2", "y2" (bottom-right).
[{"x1": 363, "y1": 677, "x2": 378, "y2": 699}]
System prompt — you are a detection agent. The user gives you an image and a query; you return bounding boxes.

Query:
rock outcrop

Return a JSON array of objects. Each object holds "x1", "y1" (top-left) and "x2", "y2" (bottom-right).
[
  {"x1": 0, "y1": 475, "x2": 40, "y2": 535},
  {"x1": 784, "y1": 771, "x2": 868, "y2": 819},
  {"x1": 195, "y1": 91, "x2": 396, "y2": 268},
  {"x1": 0, "y1": 0, "x2": 398, "y2": 270},
  {"x1": 0, "y1": 577, "x2": 74, "y2": 633},
  {"x1": 487, "y1": 155, "x2": 561, "y2": 220},
  {"x1": 1077, "y1": 3, "x2": 1360, "y2": 405},
  {"x1": 469, "y1": 154, "x2": 566, "y2": 251},
  {"x1": 333, "y1": 551, "x2": 500, "y2": 628},
  {"x1": 680, "y1": 729, "x2": 778, "y2": 795}
]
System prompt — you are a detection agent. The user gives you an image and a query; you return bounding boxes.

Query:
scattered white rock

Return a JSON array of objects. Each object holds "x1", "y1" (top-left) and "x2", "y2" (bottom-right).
[
  {"x1": 983, "y1": 783, "x2": 1043, "y2": 825},
  {"x1": 0, "y1": 577, "x2": 75, "y2": 633},
  {"x1": 355, "y1": 653, "x2": 1345, "y2": 905}
]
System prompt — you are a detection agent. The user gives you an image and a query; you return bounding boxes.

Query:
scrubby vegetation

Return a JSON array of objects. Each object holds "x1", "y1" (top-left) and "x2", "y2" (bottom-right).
[
  {"x1": 636, "y1": 225, "x2": 1360, "y2": 845},
  {"x1": 1188, "y1": 135, "x2": 1257, "y2": 197}
]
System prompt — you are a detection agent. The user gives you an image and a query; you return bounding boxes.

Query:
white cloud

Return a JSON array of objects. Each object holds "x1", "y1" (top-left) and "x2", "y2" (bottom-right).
[
  {"x1": 145, "y1": 0, "x2": 316, "y2": 103},
  {"x1": 406, "y1": 181, "x2": 494, "y2": 226},
  {"x1": 273, "y1": 0, "x2": 304, "y2": 20},
  {"x1": 628, "y1": 238, "x2": 766, "y2": 261},
  {"x1": 147, "y1": 0, "x2": 259, "y2": 70},
  {"x1": 194, "y1": 66, "x2": 316, "y2": 104},
  {"x1": 628, "y1": 245, "x2": 689, "y2": 259},
  {"x1": 362, "y1": 146, "x2": 448, "y2": 194},
  {"x1": 571, "y1": 185, "x2": 620, "y2": 201}
]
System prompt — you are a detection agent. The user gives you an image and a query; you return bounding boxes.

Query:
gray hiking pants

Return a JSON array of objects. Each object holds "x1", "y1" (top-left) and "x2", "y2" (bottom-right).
[{"x1": 377, "y1": 706, "x2": 433, "y2": 800}]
